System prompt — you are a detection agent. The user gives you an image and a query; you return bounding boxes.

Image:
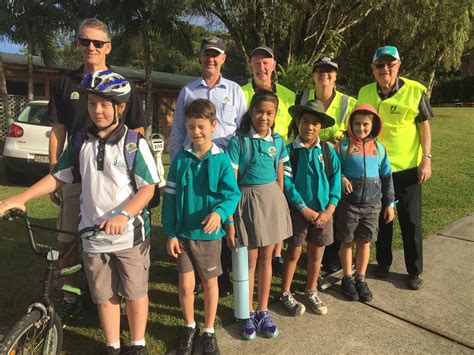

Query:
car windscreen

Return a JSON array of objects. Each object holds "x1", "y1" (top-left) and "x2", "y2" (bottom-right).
[{"x1": 15, "y1": 104, "x2": 51, "y2": 126}]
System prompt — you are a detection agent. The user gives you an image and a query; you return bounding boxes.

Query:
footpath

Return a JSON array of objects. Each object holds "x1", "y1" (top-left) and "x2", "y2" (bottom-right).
[{"x1": 215, "y1": 213, "x2": 474, "y2": 354}]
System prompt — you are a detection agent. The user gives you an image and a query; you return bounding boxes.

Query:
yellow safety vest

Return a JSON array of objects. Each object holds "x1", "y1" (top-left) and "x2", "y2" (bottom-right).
[
  {"x1": 241, "y1": 82, "x2": 295, "y2": 142},
  {"x1": 299, "y1": 89, "x2": 356, "y2": 141},
  {"x1": 357, "y1": 77, "x2": 426, "y2": 172}
]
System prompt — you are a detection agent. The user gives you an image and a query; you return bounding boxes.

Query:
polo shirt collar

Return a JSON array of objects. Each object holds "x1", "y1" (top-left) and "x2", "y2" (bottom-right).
[
  {"x1": 251, "y1": 79, "x2": 276, "y2": 93},
  {"x1": 292, "y1": 135, "x2": 321, "y2": 149},
  {"x1": 376, "y1": 77, "x2": 405, "y2": 98},
  {"x1": 184, "y1": 142, "x2": 223, "y2": 157},
  {"x1": 250, "y1": 126, "x2": 273, "y2": 141},
  {"x1": 89, "y1": 123, "x2": 126, "y2": 144},
  {"x1": 199, "y1": 75, "x2": 226, "y2": 89}
]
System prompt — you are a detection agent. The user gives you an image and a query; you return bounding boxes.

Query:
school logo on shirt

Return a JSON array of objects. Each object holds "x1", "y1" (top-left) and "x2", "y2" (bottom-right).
[
  {"x1": 268, "y1": 146, "x2": 277, "y2": 157},
  {"x1": 126, "y1": 142, "x2": 138, "y2": 153},
  {"x1": 351, "y1": 146, "x2": 360, "y2": 154},
  {"x1": 318, "y1": 154, "x2": 324, "y2": 163},
  {"x1": 112, "y1": 155, "x2": 127, "y2": 168},
  {"x1": 223, "y1": 96, "x2": 230, "y2": 102},
  {"x1": 70, "y1": 91, "x2": 80, "y2": 100}
]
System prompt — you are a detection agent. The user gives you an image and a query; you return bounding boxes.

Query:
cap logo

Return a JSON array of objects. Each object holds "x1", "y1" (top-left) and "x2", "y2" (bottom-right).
[{"x1": 209, "y1": 38, "x2": 218, "y2": 43}]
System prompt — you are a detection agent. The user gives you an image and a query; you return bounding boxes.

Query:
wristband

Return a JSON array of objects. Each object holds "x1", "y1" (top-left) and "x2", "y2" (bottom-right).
[
  {"x1": 224, "y1": 220, "x2": 234, "y2": 225},
  {"x1": 422, "y1": 153, "x2": 432, "y2": 159},
  {"x1": 112, "y1": 210, "x2": 132, "y2": 221},
  {"x1": 388, "y1": 200, "x2": 399, "y2": 208}
]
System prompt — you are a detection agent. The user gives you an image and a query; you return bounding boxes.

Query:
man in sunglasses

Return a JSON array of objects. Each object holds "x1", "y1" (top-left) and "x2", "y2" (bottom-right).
[
  {"x1": 46, "y1": 18, "x2": 145, "y2": 323},
  {"x1": 357, "y1": 46, "x2": 433, "y2": 290}
]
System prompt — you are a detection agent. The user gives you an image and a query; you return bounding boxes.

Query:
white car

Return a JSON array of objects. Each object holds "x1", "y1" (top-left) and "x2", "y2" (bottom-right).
[{"x1": 3, "y1": 100, "x2": 51, "y2": 183}]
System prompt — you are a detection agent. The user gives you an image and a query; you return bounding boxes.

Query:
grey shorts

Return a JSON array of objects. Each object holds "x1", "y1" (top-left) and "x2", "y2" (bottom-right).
[
  {"x1": 83, "y1": 238, "x2": 150, "y2": 304},
  {"x1": 336, "y1": 200, "x2": 382, "y2": 243},
  {"x1": 57, "y1": 183, "x2": 81, "y2": 243},
  {"x1": 287, "y1": 208, "x2": 334, "y2": 247},
  {"x1": 177, "y1": 238, "x2": 222, "y2": 280}
]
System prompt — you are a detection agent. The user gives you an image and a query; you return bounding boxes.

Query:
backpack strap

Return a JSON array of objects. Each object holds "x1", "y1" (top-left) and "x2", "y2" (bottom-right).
[
  {"x1": 339, "y1": 94, "x2": 350, "y2": 124},
  {"x1": 238, "y1": 134, "x2": 253, "y2": 181},
  {"x1": 72, "y1": 127, "x2": 90, "y2": 181},
  {"x1": 298, "y1": 89, "x2": 310, "y2": 105},
  {"x1": 321, "y1": 141, "x2": 333, "y2": 179},
  {"x1": 123, "y1": 129, "x2": 140, "y2": 193}
]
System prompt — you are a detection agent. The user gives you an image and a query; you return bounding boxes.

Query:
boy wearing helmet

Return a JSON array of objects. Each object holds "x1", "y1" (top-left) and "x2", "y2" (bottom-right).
[
  {"x1": 0, "y1": 70, "x2": 160, "y2": 355},
  {"x1": 335, "y1": 104, "x2": 395, "y2": 303}
]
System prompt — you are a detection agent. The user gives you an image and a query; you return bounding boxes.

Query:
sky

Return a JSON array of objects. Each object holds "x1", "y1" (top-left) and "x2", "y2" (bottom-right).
[{"x1": 0, "y1": 38, "x2": 23, "y2": 53}]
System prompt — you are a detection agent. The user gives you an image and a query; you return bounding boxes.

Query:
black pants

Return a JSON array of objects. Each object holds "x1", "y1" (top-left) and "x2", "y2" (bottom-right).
[{"x1": 376, "y1": 168, "x2": 423, "y2": 275}]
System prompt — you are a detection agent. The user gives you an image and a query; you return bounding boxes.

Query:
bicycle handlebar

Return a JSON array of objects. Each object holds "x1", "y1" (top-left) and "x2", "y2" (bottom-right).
[{"x1": 2, "y1": 208, "x2": 107, "y2": 256}]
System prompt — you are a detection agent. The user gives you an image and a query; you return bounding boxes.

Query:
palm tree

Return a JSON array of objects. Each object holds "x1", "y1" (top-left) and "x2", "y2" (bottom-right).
[
  {"x1": 104, "y1": 0, "x2": 191, "y2": 136},
  {"x1": 5, "y1": 0, "x2": 64, "y2": 101}
]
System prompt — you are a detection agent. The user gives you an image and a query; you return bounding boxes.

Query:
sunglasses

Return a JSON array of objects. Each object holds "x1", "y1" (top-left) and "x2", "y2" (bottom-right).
[
  {"x1": 78, "y1": 37, "x2": 110, "y2": 49},
  {"x1": 374, "y1": 62, "x2": 398, "y2": 69}
]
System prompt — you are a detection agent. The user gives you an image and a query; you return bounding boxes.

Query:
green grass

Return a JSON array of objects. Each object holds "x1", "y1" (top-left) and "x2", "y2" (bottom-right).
[{"x1": 0, "y1": 107, "x2": 472, "y2": 353}]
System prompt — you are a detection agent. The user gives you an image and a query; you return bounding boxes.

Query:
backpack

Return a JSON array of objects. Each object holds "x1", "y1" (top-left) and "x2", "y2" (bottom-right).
[
  {"x1": 237, "y1": 133, "x2": 285, "y2": 181},
  {"x1": 73, "y1": 128, "x2": 161, "y2": 208},
  {"x1": 288, "y1": 141, "x2": 333, "y2": 180},
  {"x1": 338, "y1": 138, "x2": 385, "y2": 171}
]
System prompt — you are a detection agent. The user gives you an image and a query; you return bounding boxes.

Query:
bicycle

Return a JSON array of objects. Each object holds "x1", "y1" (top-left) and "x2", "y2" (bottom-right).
[{"x1": 0, "y1": 208, "x2": 106, "y2": 355}]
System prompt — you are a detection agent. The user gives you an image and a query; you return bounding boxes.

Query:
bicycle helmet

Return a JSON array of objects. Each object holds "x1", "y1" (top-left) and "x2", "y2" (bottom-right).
[{"x1": 81, "y1": 69, "x2": 131, "y2": 103}]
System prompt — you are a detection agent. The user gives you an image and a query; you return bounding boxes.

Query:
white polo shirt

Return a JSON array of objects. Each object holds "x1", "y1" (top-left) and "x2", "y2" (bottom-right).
[{"x1": 53, "y1": 125, "x2": 161, "y2": 253}]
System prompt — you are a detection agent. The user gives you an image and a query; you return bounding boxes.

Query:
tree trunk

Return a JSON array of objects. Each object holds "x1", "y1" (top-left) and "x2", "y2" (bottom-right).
[
  {"x1": 0, "y1": 54, "x2": 12, "y2": 139},
  {"x1": 27, "y1": 44, "x2": 34, "y2": 101},
  {"x1": 427, "y1": 50, "x2": 447, "y2": 99},
  {"x1": 144, "y1": 34, "x2": 154, "y2": 139}
]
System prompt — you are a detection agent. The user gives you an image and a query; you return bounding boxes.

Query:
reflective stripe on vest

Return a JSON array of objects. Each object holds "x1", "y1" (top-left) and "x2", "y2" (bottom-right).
[
  {"x1": 299, "y1": 89, "x2": 355, "y2": 141},
  {"x1": 357, "y1": 77, "x2": 426, "y2": 172}
]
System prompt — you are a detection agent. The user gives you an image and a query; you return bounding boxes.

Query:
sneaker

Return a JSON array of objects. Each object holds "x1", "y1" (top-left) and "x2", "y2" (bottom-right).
[
  {"x1": 355, "y1": 279, "x2": 373, "y2": 302},
  {"x1": 304, "y1": 290, "x2": 328, "y2": 315},
  {"x1": 256, "y1": 311, "x2": 279, "y2": 339},
  {"x1": 105, "y1": 346, "x2": 121, "y2": 355},
  {"x1": 201, "y1": 332, "x2": 220, "y2": 355},
  {"x1": 122, "y1": 345, "x2": 147, "y2": 355},
  {"x1": 408, "y1": 274, "x2": 424, "y2": 290},
  {"x1": 374, "y1": 265, "x2": 390, "y2": 279},
  {"x1": 341, "y1": 277, "x2": 359, "y2": 301},
  {"x1": 56, "y1": 297, "x2": 82, "y2": 321},
  {"x1": 176, "y1": 326, "x2": 200, "y2": 355},
  {"x1": 272, "y1": 256, "x2": 284, "y2": 276},
  {"x1": 240, "y1": 312, "x2": 257, "y2": 340},
  {"x1": 279, "y1": 292, "x2": 306, "y2": 316}
]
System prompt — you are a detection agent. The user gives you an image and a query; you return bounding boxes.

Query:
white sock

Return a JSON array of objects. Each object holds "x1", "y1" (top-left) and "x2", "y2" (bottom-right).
[
  {"x1": 107, "y1": 341, "x2": 120, "y2": 349},
  {"x1": 186, "y1": 321, "x2": 196, "y2": 329},
  {"x1": 202, "y1": 327, "x2": 215, "y2": 334},
  {"x1": 131, "y1": 339, "x2": 146, "y2": 346}
]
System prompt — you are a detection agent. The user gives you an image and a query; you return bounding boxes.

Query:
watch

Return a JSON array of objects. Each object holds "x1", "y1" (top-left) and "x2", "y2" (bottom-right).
[{"x1": 423, "y1": 153, "x2": 432, "y2": 159}]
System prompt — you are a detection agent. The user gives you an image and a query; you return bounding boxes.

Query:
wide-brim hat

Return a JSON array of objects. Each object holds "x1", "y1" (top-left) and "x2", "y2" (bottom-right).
[{"x1": 288, "y1": 99, "x2": 335, "y2": 128}]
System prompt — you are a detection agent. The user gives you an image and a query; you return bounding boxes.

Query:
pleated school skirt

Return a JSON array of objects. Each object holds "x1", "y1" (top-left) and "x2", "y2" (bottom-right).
[{"x1": 235, "y1": 182, "x2": 292, "y2": 248}]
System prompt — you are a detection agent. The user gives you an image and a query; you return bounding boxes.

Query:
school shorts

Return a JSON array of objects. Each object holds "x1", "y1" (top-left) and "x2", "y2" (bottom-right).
[
  {"x1": 57, "y1": 183, "x2": 81, "y2": 243},
  {"x1": 336, "y1": 200, "x2": 381, "y2": 243},
  {"x1": 177, "y1": 238, "x2": 222, "y2": 280},
  {"x1": 287, "y1": 208, "x2": 334, "y2": 247},
  {"x1": 83, "y1": 238, "x2": 150, "y2": 304}
]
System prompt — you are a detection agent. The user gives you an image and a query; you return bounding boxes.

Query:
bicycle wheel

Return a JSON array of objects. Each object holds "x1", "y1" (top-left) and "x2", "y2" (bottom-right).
[{"x1": 1, "y1": 309, "x2": 63, "y2": 355}]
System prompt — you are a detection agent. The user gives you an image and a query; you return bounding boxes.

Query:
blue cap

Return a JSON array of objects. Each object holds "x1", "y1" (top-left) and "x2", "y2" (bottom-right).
[
  {"x1": 373, "y1": 46, "x2": 400, "y2": 62},
  {"x1": 200, "y1": 36, "x2": 225, "y2": 54}
]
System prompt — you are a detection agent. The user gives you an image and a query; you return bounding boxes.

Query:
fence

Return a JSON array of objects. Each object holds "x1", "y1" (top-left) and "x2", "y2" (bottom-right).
[{"x1": 0, "y1": 95, "x2": 29, "y2": 142}]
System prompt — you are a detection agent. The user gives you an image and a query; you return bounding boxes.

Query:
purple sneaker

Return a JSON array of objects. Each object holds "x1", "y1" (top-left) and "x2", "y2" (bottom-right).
[
  {"x1": 240, "y1": 312, "x2": 257, "y2": 340},
  {"x1": 256, "y1": 311, "x2": 279, "y2": 338}
]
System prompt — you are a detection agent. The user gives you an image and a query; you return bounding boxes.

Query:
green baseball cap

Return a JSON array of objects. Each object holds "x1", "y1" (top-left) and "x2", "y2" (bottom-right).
[{"x1": 372, "y1": 46, "x2": 400, "y2": 62}]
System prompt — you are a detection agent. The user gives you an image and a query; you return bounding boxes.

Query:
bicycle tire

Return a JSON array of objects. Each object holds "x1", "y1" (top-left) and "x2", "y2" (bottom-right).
[{"x1": 1, "y1": 309, "x2": 63, "y2": 355}]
